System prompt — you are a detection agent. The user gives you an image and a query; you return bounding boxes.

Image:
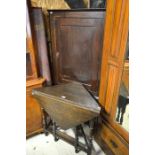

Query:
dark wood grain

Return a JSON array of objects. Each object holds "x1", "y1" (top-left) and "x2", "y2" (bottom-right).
[
  {"x1": 49, "y1": 10, "x2": 106, "y2": 95},
  {"x1": 32, "y1": 8, "x2": 52, "y2": 86},
  {"x1": 32, "y1": 82, "x2": 101, "y2": 129}
]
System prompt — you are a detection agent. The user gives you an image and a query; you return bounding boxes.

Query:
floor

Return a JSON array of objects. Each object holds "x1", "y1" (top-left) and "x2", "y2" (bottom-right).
[{"x1": 26, "y1": 128, "x2": 106, "y2": 155}]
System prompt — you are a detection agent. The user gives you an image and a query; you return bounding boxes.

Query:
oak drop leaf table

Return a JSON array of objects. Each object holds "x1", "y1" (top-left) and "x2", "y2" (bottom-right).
[{"x1": 32, "y1": 82, "x2": 101, "y2": 155}]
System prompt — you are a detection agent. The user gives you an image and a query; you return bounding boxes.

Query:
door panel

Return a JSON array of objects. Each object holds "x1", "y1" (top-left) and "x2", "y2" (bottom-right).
[
  {"x1": 99, "y1": 0, "x2": 129, "y2": 114},
  {"x1": 49, "y1": 11, "x2": 105, "y2": 95}
]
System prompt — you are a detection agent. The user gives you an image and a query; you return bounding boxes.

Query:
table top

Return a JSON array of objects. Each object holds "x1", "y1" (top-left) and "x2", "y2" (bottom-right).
[
  {"x1": 33, "y1": 82, "x2": 101, "y2": 113},
  {"x1": 32, "y1": 82, "x2": 101, "y2": 129}
]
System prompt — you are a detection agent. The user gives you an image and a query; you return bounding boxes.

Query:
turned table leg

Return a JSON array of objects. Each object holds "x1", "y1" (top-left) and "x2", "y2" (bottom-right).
[
  {"x1": 87, "y1": 118, "x2": 97, "y2": 155},
  {"x1": 53, "y1": 121, "x2": 59, "y2": 141},
  {"x1": 75, "y1": 125, "x2": 81, "y2": 153},
  {"x1": 42, "y1": 108, "x2": 49, "y2": 136}
]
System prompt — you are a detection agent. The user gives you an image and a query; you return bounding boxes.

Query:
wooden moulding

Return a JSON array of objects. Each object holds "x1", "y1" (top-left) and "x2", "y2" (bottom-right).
[
  {"x1": 26, "y1": 128, "x2": 44, "y2": 138},
  {"x1": 26, "y1": 78, "x2": 45, "y2": 88}
]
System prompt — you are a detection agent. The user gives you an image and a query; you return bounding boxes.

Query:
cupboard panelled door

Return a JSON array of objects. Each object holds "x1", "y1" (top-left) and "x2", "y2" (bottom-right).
[
  {"x1": 99, "y1": 0, "x2": 129, "y2": 114},
  {"x1": 49, "y1": 11, "x2": 105, "y2": 95}
]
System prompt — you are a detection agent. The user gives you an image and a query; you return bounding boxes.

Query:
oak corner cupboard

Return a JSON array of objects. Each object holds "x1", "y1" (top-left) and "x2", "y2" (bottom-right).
[{"x1": 48, "y1": 9, "x2": 106, "y2": 96}]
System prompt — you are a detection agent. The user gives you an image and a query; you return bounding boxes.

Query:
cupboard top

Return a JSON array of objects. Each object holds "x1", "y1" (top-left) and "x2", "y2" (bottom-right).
[{"x1": 48, "y1": 9, "x2": 106, "y2": 18}]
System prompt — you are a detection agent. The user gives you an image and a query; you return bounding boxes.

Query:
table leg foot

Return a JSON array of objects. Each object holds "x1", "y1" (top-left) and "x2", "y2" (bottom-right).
[{"x1": 53, "y1": 122, "x2": 59, "y2": 141}]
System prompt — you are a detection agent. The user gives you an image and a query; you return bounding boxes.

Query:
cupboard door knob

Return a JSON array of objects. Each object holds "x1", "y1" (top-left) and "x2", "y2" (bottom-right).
[{"x1": 110, "y1": 139, "x2": 118, "y2": 148}]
